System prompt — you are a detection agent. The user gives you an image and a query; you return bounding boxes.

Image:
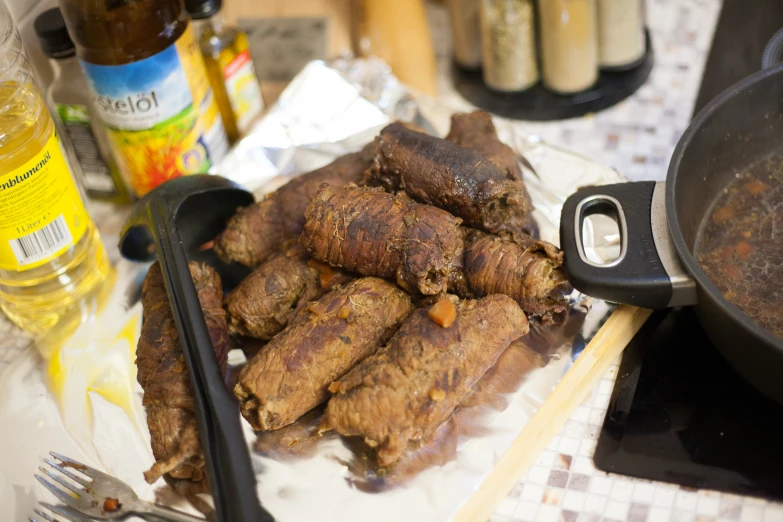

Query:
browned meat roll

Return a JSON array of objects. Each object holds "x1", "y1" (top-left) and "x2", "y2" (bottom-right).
[
  {"x1": 362, "y1": 122, "x2": 530, "y2": 237},
  {"x1": 224, "y1": 240, "x2": 352, "y2": 340},
  {"x1": 445, "y1": 111, "x2": 537, "y2": 236},
  {"x1": 325, "y1": 294, "x2": 529, "y2": 467},
  {"x1": 446, "y1": 110, "x2": 523, "y2": 181},
  {"x1": 300, "y1": 184, "x2": 464, "y2": 295},
  {"x1": 234, "y1": 277, "x2": 414, "y2": 431},
  {"x1": 136, "y1": 262, "x2": 228, "y2": 484},
  {"x1": 214, "y1": 148, "x2": 372, "y2": 267},
  {"x1": 458, "y1": 229, "x2": 572, "y2": 317}
]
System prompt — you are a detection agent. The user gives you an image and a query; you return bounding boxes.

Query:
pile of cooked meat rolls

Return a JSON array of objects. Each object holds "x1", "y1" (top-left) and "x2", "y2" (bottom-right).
[{"x1": 136, "y1": 111, "x2": 573, "y2": 485}]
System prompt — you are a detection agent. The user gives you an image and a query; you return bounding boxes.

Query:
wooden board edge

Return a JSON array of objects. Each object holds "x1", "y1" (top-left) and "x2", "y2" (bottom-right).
[{"x1": 452, "y1": 304, "x2": 653, "y2": 522}]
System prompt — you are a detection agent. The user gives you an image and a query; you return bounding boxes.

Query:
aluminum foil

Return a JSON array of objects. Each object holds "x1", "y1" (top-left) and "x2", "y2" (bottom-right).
[
  {"x1": 218, "y1": 59, "x2": 624, "y2": 522},
  {"x1": 0, "y1": 58, "x2": 624, "y2": 522}
]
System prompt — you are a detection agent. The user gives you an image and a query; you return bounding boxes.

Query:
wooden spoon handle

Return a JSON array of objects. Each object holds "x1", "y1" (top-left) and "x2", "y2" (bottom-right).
[{"x1": 454, "y1": 304, "x2": 653, "y2": 522}]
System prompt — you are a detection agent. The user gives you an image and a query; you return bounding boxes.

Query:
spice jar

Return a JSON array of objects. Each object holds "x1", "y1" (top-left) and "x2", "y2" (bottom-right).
[
  {"x1": 538, "y1": 0, "x2": 599, "y2": 94},
  {"x1": 479, "y1": 0, "x2": 538, "y2": 92},
  {"x1": 448, "y1": 0, "x2": 483, "y2": 69},
  {"x1": 597, "y1": 0, "x2": 646, "y2": 69}
]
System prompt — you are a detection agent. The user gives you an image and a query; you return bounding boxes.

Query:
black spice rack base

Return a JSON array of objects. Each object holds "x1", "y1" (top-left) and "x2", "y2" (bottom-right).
[{"x1": 454, "y1": 32, "x2": 654, "y2": 121}]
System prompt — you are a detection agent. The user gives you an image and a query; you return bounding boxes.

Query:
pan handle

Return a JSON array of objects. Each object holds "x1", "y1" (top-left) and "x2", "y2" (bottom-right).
[{"x1": 560, "y1": 181, "x2": 697, "y2": 308}]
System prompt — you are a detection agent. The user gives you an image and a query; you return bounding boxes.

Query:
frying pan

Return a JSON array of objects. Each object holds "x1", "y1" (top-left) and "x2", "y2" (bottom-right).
[{"x1": 560, "y1": 60, "x2": 783, "y2": 405}]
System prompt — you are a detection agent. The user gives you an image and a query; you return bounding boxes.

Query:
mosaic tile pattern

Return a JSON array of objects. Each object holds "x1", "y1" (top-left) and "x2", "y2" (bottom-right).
[
  {"x1": 431, "y1": 0, "x2": 721, "y2": 183},
  {"x1": 487, "y1": 364, "x2": 783, "y2": 522},
  {"x1": 429, "y1": 0, "x2": 783, "y2": 520},
  {"x1": 0, "y1": 316, "x2": 31, "y2": 374}
]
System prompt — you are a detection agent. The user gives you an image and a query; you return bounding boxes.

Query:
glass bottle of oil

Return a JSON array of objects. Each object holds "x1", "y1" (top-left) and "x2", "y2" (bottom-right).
[
  {"x1": 186, "y1": 0, "x2": 264, "y2": 143},
  {"x1": 0, "y1": 3, "x2": 111, "y2": 335},
  {"x1": 59, "y1": 0, "x2": 230, "y2": 197},
  {"x1": 34, "y1": 7, "x2": 131, "y2": 205}
]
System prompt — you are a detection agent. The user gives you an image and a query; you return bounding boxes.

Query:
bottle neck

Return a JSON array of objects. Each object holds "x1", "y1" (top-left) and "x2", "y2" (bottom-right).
[
  {"x1": 49, "y1": 54, "x2": 81, "y2": 81},
  {"x1": 192, "y1": 12, "x2": 226, "y2": 40}
]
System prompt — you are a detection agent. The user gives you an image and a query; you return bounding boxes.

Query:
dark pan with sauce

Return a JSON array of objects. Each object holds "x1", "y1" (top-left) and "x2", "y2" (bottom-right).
[
  {"x1": 697, "y1": 158, "x2": 783, "y2": 339},
  {"x1": 559, "y1": 61, "x2": 783, "y2": 405}
]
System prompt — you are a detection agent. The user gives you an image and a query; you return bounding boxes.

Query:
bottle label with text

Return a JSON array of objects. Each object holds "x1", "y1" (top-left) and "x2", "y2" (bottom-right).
[
  {"x1": 0, "y1": 130, "x2": 89, "y2": 271},
  {"x1": 222, "y1": 50, "x2": 264, "y2": 134},
  {"x1": 80, "y1": 24, "x2": 229, "y2": 196}
]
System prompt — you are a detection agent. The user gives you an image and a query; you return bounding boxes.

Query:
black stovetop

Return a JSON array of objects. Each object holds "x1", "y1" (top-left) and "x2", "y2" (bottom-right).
[{"x1": 593, "y1": 308, "x2": 783, "y2": 499}]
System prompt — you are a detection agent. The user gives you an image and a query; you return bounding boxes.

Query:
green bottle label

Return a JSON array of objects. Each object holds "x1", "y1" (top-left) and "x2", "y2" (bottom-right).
[
  {"x1": 55, "y1": 103, "x2": 117, "y2": 196},
  {"x1": 56, "y1": 104, "x2": 90, "y2": 125}
]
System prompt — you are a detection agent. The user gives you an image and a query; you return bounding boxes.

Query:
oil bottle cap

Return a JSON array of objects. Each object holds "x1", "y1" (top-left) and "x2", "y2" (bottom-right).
[
  {"x1": 185, "y1": 0, "x2": 222, "y2": 20},
  {"x1": 34, "y1": 8, "x2": 75, "y2": 59}
]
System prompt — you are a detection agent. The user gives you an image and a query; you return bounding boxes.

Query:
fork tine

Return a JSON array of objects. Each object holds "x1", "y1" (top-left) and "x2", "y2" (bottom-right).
[
  {"x1": 34, "y1": 474, "x2": 79, "y2": 510},
  {"x1": 31, "y1": 508, "x2": 56, "y2": 522},
  {"x1": 48, "y1": 452, "x2": 95, "y2": 479},
  {"x1": 39, "y1": 467, "x2": 83, "y2": 496},
  {"x1": 43, "y1": 459, "x2": 90, "y2": 487},
  {"x1": 40, "y1": 502, "x2": 93, "y2": 522},
  {"x1": 32, "y1": 504, "x2": 90, "y2": 522}
]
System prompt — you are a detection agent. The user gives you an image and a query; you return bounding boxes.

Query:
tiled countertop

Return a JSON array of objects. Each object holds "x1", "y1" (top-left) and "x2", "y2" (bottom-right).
[
  {"x1": 428, "y1": 1, "x2": 783, "y2": 521},
  {"x1": 432, "y1": 0, "x2": 719, "y2": 184},
  {"x1": 3, "y1": 1, "x2": 782, "y2": 521}
]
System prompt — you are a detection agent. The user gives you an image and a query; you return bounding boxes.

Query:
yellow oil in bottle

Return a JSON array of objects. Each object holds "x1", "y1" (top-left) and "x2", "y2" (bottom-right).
[
  {"x1": 200, "y1": 26, "x2": 254, "y2": 143},
  {"x1": 188, "y1": 0, "x2": 264, "y2": 143},
  {"x1": 0, "y1": 28, "x2": 112, "y2": 336}
]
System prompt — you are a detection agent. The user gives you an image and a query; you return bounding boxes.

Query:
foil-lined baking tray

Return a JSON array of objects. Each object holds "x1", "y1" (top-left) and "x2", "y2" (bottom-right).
[{"x1": 0, "y1": 58, "x2": 623, "y2": 521}]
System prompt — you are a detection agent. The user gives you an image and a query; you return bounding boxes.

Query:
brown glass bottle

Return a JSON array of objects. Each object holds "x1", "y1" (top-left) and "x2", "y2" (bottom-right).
[
  {"x1": 60, "y1": 0, "x2": 185, "y2": 65},
  {"x1": 59, "y1": 0, "x2": 229, "y2": 196}
]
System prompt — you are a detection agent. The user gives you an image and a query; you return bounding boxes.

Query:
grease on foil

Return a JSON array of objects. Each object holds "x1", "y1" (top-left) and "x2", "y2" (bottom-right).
[
  {"x1": 0, "y1": 58, "x2": 624, "y2": 522},
  {"x1": 219, "y1": 59, "x2": 624, "y2": 522},
  {"x1": 41, "y1": 271, "x2": 141, "y2": 435}
]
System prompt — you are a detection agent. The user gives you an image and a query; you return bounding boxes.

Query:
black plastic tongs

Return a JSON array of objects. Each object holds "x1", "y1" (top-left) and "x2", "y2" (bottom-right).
[{"x1": 120, "y1": 175, "x2": 272, "y2": 522}]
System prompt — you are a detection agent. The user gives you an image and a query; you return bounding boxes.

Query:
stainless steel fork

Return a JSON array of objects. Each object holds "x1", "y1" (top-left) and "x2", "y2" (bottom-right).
[{"x1": 34, "y1": 451, "x2": 205, "y2": 521}]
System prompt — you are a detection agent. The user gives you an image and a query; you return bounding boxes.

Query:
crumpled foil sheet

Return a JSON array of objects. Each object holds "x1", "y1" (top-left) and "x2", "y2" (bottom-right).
[
  {"x1": 0, "y1": 58, "x2": 623, "y2": 522},
  {"x1": 221, "y1": 59, "x2": 624, "y2": 522}
]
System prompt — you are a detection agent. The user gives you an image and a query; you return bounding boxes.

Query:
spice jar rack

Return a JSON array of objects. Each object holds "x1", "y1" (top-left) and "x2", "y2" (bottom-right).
[
  {"x1": 453, "y1": 30, "x2": 652, "y2": 121},
  {"x1": 450, "y1": 0, "x2": 653, "y2": 121}
]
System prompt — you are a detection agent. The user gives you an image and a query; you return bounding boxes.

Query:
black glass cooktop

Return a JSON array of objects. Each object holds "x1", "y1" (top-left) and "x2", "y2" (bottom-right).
[{"x1": 593, "y1": 307, "x2": 783, "y2": 500}]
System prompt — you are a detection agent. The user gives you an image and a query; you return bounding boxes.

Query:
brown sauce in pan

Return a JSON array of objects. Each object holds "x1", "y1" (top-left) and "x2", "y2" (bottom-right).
[{"x1": 696, "y1": 156, "x2": 783, "y2": 338}]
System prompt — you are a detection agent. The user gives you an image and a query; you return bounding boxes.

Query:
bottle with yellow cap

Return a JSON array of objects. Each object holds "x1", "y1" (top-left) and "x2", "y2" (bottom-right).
[
  {"x1": 0, "y1": 2, "x2": 111, "y2": 335},
  {"x1": 186, "y1": 0, "x2": 265, "y2": 144}
]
